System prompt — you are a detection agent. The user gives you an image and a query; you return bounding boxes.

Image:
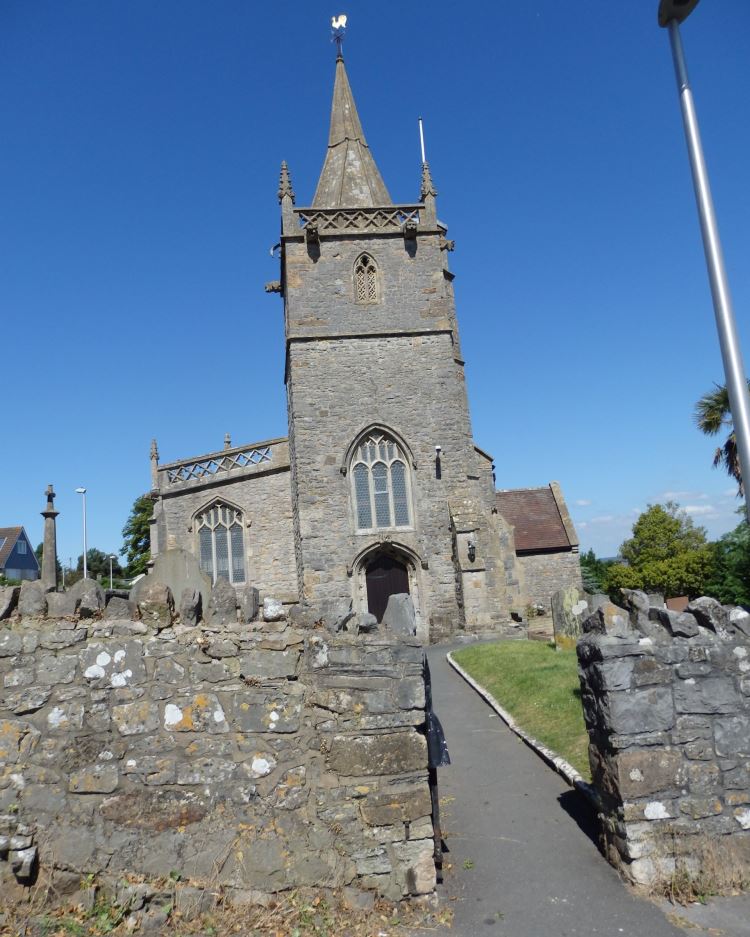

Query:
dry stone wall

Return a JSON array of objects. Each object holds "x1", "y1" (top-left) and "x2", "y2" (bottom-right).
[
  {"x1": 0, "y1": 581, "x2": 435, "y2": 905},
  {"x1": 577, "y1": 590, "x2": 750, "y2": 887}
]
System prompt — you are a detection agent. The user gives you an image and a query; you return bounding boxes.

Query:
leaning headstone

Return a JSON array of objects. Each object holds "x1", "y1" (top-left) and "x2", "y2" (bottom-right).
[
  {"x1": 243, "y1": 586, "x2": 260, "y2": 623},
  {"x1": 137, "y1": 580, "x2": 174, "y2": 630},
  {"x1": 18, "y1": 580, "x2": 47, "y2": 618},
  {"x1": 382, "y1": 593, "x2": 416, "y2": 636},
  {"x1": 76, "y1": 580, "x2": 106, "y2": 618},
  {"x1": 69, "y1": 577, "x2": 104, "y2": 606},
  {"x1": 47, "y1": 591, "x2": 77, "y2": 618},
  {"x1": 206, "y1": 578, "x2": 237, "y2": 628},
  {"x1": 131, "y1": 549, "x2": 211, "y2": 624},
  {"x1": 321, "y1": 598, "x2": 355, "y2": 633},
  {"x1": 551, "y1": 585, "x2": 590, "y2": 644},
  {"x1": 0, "y1": 585, "x2": 20, "y2": 620},
  {"x1": 179, "y1": 587, "x2": 201, "y2": 627}
]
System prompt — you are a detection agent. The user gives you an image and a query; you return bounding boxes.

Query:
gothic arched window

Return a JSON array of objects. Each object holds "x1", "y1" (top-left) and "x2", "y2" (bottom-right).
[
  {"x1": 195, "y1": 502, "x2": 246, "y2": 585},
  {"x1": 351, "y1": 432, "x2": 412, "y2": 530},
  {"x1": 354, "y1": 254, "x2": 379, "y2": 304}
]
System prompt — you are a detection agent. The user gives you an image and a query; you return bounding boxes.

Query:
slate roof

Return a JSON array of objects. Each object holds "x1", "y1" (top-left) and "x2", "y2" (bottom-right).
[
  {"x1": 495, "y1": 487, "x2": 574, "y2": 553},
  {"x1": 312, "y1": 55, "x2": 392, "y2": 208},
  {"x1": 0, "y1": 527, "x2": 23, "y2": 567}
]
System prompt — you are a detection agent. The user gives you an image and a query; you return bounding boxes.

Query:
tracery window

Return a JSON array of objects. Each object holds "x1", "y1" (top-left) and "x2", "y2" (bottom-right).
[
  {"x1": 351, "y1": 432, "x2": 412, "y2": 530},
  {"x1": 195, "y1": 502, "x2": 246, "y2": 585},
  {"x1": 354, "y1": 254, "x2": 379, "y2": 304}
]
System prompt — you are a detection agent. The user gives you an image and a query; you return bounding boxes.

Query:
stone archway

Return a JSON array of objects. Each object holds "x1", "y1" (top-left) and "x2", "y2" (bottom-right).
[
  {"x1": 352, "y1": 542, "x2": 426, "y2": 639},
  {"x1": 365, "y1": 552, "x2": 410, "y2": 623}
]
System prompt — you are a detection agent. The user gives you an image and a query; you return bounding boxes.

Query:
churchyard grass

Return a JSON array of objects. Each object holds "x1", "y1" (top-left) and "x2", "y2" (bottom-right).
[{"x1": 452, "y1": 640, "x2": 590, "y2": 781}]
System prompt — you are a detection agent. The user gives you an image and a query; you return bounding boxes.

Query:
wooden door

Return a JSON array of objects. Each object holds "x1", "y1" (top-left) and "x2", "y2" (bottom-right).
[{"x1": 366, "y1": 554, "x2": 410, "y2": 623}]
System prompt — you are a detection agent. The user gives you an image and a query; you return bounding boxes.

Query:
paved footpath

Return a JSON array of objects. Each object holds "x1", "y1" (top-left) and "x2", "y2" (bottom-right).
[{"x1": 414, "y1": 644, "x2": 686, "y2": 937}]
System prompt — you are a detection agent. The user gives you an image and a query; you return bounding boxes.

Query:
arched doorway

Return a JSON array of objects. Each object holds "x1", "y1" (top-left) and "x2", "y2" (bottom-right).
[{"x1": 365, "y1": 553, "x2": 410, "y2": 623}]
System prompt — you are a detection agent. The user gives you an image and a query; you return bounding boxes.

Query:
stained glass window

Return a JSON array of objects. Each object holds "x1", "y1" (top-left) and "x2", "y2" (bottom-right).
[
  {"x1": 351, "y1": 432, "x2": 412, "y2": 531},
  {"x1": 195, "y1": 502, "x2": 246, "y2": 585}
]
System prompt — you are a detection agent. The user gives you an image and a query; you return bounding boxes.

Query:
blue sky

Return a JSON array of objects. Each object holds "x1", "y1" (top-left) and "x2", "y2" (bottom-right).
[{"x1": 2, "y1": 0, "x2": 749, "y2": 565}]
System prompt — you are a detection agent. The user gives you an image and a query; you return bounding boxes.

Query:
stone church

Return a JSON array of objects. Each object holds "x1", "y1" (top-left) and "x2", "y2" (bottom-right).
[{"x1": 148, "y1": 50, "x2": 581, "y2": 643}]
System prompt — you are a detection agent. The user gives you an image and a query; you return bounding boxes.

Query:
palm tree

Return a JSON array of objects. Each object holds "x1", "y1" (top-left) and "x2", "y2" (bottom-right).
[{"x1": 693, "y1": 381, "x2": 750, "y2": 496}]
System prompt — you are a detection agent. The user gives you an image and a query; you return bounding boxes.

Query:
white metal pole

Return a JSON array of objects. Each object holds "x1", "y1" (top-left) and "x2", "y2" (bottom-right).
[
  {"x1": 109, "y1": 555, "x2": 113, "y2": 589},
  {"x1": 81, "y1": 492, "x2": 88, "y2": 580},
  {"x1": 667, "y1": 20, "x2": 750, "y2": 520},
  {"x1": 418, "y1": 117, "x2": 426, "y2": 164}
]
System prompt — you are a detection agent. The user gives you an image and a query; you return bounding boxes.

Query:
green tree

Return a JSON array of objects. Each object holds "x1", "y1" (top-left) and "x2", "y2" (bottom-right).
[
  {"x1": 580, "y1": 548, "x2": 613, "y2": 593},
  {"x1": 708, "y1": 520, "x2": 750, "y2": 606},
  {"x1": 694, "y1": 381, "x2": 750, "y2": 497},
  {"x1": 603, "y1": 563, "x2": 644, "y2": 594},
  {"x1": 607, "y1": 503, "x2": 715, "y2": 600},
  {"x1": 77, "y1": 548, "x2": 122, "y2": 580},
  {"x1": 121, "y1": 494, "x2": 153, "y2": 577},
  {"x1": 620, "y1": 502, "x2": 706, "y2": 569}
]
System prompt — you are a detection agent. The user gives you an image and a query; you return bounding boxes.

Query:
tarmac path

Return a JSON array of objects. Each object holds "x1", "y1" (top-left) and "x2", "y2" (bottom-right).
[{"x1": 417, "y1": 643, "x2": 685, "y2": 937}]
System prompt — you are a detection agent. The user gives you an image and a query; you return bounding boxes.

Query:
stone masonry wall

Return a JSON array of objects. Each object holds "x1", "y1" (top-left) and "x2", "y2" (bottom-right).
[
  {"x1": 518, "y1": 550, "x2": 582, "y2": 611},
  {"x1": 157, "y1": 466, "x2": 298, "y2": 604},
  {"x1": 0, "y1": 586, "x2": 434, "y2": 904},
  {"x1": 577, "y1": 591, "x2": 750, "y2": 887}
]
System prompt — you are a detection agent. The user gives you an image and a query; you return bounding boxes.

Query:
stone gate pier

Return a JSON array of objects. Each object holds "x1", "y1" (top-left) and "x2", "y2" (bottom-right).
[{"x1": 578, "y1": 591, "x2": 750, "y2": 888}]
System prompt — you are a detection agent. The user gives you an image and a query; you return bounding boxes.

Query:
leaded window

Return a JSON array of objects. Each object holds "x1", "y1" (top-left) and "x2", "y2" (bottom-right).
[
  {"x1": 351, "y1": 432, "x2": 412, "y2": 530},
  {"x1": 354, "y1": 254, "x2": 378, "y2": 304},
  {"x1": 195, "y1": 502, "x2": 246, "y2": 585}
]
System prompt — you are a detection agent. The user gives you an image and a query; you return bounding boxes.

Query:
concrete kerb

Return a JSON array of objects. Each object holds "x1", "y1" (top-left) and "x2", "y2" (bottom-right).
[{"x1": 445, "y1": 650, "x2": 601, "y2": 810}]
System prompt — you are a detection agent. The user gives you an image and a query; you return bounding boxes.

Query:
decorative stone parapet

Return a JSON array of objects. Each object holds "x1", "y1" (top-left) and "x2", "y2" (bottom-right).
[
  {"x1": 0, "y1": 598, "x2": 434, "y2": 904},
  {"x1": 577, "y1": 591, "x2": 750, "y2": 887},
  {"x1": 294, "y1": 205, "x2": 422, "y2": 235},
  {"x1": 156, "y1": 437, "x2": 289, "y2": 492}
]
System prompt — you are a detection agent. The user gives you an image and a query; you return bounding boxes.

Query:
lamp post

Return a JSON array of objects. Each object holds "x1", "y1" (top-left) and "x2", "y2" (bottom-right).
[
  {"x1": 109, "y1": 554, "x2": 117, "y2": 589},
  {"x1": 659, "y1": 0, "x2": 750, "y2": 522},
  {"x1": 75, "y1": 488, "x2": 88, "y2": 580}
]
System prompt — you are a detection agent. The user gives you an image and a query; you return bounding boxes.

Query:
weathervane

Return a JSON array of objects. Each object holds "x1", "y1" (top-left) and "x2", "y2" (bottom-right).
[{"x1": 331, "y1": 14, "x2": 347, "y2": 58}]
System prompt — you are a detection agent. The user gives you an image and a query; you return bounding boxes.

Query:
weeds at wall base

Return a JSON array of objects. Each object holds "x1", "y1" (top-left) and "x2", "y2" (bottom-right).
[
  {"x1": 646, "y1": 835, "x2": 750, "y2": 907},
  {"x1": 0, "y1": 875, "x2": 450, "y2": 937}
]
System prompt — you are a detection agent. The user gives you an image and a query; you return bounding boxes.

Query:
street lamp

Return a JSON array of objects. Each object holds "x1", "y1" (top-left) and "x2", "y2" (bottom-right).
[
  {"x1": 75, "y1": 488, "x2": 88, "y2": 580},
  {"x1": 659, "y1": 0, "x2": 750, "y2": 522},
  {"x1": 109, "y1": 554, "x2": 117, "y2": 589}
]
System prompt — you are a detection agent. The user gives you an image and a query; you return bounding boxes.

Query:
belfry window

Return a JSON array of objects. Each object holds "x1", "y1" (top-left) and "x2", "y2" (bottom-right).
[
  {"x1": 195, "y1": 502, "x2": 246, "y2": 585},
  {"x1": 351, "y1": 432, "x2": 412, "y2": 530},
  {"x1": 354, "y1": 254, "x2": 378, "y2": 304}
]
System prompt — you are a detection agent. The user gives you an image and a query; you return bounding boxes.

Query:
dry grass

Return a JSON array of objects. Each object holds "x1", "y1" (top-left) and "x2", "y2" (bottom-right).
[
  {"x1": 651, "y1": 833, "x2": 750, "y2": 906},
  {"x1": 0, "y1": 879, "x2": 453, "y2": 937}
]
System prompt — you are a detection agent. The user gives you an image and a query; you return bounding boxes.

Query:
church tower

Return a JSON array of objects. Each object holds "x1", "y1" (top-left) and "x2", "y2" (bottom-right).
[{"x1": 279, "y1": 49, "x2": 516, "y2": 641}]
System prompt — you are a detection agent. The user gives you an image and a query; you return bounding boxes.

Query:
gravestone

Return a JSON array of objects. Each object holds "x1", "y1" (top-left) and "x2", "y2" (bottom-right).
[{"x1": 551, "y1": 585, "x2": 590, "y2": 643}]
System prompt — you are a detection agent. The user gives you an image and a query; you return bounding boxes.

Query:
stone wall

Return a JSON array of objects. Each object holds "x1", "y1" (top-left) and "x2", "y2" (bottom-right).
[
  {"x1": 577, "y1": 591, "x2": 750, "y2": 887},
  {"x1": 0, "y1": 583, "x2": 435, "y2": 904},
  {"x1": 518, "y1": 549, "x2": 582, "y2": 611},
  {"x1": 154, "y1": 459, "x2": 299, "y2": 605}
]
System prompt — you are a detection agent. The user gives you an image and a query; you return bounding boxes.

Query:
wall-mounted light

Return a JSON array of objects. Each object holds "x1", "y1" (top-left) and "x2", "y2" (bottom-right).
[{"x1": 467, "y1": 538, "x2": 476, "y2": 563}]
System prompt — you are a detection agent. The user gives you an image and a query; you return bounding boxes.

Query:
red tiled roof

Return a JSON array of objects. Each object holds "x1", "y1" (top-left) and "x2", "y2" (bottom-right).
[
  {"x1": 496, "y1": 488, "x2": 571, "y2": 552},
  {"x1": 0, "y1": 527, "x2": 23, "y2": 568}
]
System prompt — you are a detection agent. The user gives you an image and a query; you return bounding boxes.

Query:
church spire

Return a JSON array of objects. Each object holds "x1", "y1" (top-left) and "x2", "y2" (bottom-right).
[{"x1": 312, "y1": 54, "x2": 392, "y2": 208}]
